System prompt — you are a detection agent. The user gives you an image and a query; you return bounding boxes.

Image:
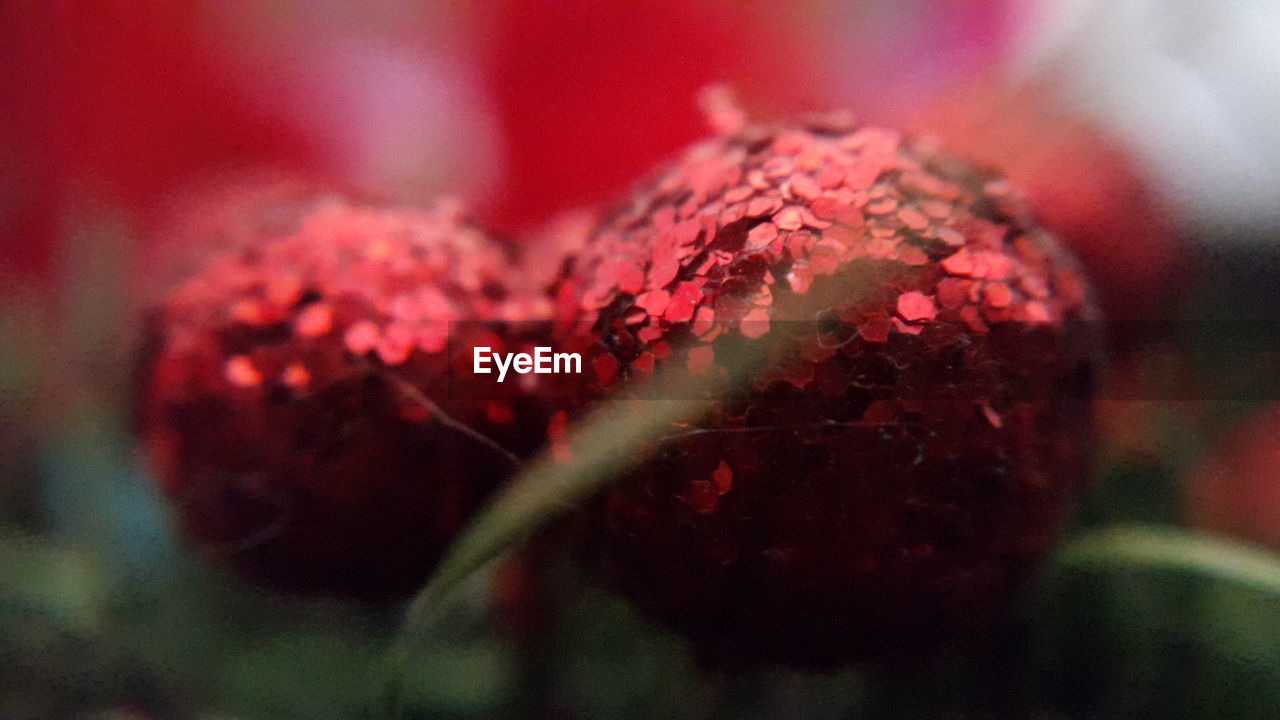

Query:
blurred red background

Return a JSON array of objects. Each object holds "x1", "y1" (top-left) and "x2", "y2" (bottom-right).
[{"x1": 3, "y1": 1, "x2": 1175, "y2": 319}]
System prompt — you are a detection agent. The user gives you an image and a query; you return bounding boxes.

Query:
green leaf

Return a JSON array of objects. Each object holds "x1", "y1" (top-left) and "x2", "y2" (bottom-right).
[
  {"x1": 0, "y1": 534, "x2": 194, "y2": 717},
  {"x1": 396, "y1": 265, "x2": 907, "y2": 639},
  {"x1": 1055, "y1": 525, "x2": 1280, "y2": 591},
  {"x1": 220, "y1": 633, "x2": 388, "y2": 719},
  {"x1": 400, "y1": 394, "x2": 706, "y2": 640},
  {"x1": 0, "y1": 530, "x2": 112, "y2": 631},
  {"x1": 1029, "y1": 525, "x2": 1280, "y2": 719},
  {"x1": 381, "y1": 264, "x2": 908, "y2": 716}
]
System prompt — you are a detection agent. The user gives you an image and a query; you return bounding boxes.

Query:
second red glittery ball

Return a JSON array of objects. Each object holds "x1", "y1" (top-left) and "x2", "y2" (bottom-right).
[
  {"x1": 570, "y1": 118, "x2": 1102, "y2": 666},
  {"x1": 136, "y1": 198, "x2": 575, "y2": 599}
]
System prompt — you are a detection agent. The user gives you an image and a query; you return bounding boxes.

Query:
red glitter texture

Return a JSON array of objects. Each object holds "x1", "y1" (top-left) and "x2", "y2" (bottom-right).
[
  {"x1": 135, "y1": 198, "x2": 578, "y2": 599},
  {"x1": 907, "y1": 79, "x2": 1180, "y2": 325},
  {"x1": 570, "y1": 117, "x2": 1102, "y2": 666}
]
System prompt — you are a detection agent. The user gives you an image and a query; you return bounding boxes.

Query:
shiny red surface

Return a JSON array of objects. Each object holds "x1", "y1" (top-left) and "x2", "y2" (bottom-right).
[
  {"x1": 136, "y1": 198, "x2": 573, "y2": 598},
  {"x1": 569, "y1": 117, "x2": 1102, "y2": 665}
]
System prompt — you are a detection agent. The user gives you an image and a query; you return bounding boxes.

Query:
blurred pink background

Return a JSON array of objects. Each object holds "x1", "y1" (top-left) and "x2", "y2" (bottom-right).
[{"x1": 1, "y1": 1, "x2": 1149, "y2": 286}]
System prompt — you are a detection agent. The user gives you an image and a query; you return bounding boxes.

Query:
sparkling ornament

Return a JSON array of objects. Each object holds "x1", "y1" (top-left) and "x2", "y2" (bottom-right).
[
  {"x1": 136, "y1": 198, "x2": 574, "y2": 599},
  {"x1": 571, "y1": 116, "x2": 1102, "y2": 665}
]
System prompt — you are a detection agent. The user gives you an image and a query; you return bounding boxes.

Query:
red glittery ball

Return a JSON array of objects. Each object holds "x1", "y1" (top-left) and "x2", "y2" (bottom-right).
[
  {"x1": 571, "y1": 117, "x2": 1102, "y2": 666},
  {"x1": 135, "y1": 198, "x2": 571, "y2": 599}
]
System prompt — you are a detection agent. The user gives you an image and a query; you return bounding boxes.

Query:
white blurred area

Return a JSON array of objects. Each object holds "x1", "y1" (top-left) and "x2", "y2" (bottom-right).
[
  {"x1": 200, "y1": 2, "x2": 503, "y2": 207},
  {"x1": 1015, "y1": 0, "x2": 1280, "y2": 234}
]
